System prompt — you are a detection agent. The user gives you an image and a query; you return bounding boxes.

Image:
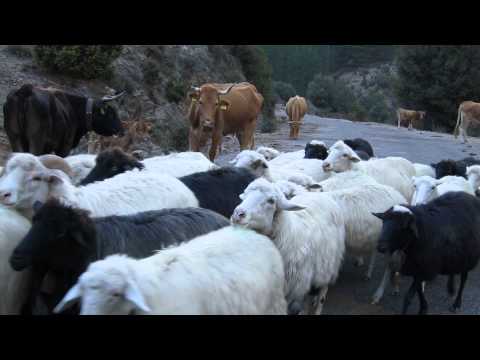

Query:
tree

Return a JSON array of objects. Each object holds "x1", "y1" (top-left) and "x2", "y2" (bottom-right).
[{"x1": 395, "y1": 45, "x2": 480, "y2": 131}]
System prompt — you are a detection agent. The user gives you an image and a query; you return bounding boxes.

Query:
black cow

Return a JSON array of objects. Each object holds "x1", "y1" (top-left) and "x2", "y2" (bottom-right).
[{"x1": 3, "y1": 84, "x2": 125, "y2": 157}]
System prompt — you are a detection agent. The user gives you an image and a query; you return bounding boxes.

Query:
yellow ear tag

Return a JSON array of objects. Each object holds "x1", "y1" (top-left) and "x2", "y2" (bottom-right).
[{"x1": 220, "y1": 104, "x2": 228, "y2": 111}]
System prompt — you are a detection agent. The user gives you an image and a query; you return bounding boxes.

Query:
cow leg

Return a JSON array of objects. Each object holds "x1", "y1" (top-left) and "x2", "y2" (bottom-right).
[
  {"x1": 7, "y1": 135, "x2": 26, "y2": 152},
  {"x1": 461, "y1": 126, "x2": 469, "y2": 143},
  {"x1": 189, "y1": 129, "x2": 200, "y2": 152},
  {"x1": 240, "y1": 121, "x2": 255, "y2": 150},
  {"x1": 209, "y1": 130, "x2": 222, "y2": 161},
  {"x1": 402, "y1": 278, "x2": 418, "y2": 315},
  {"x1": 289, "y1": 124, "x2": 295, "y2": 139}
]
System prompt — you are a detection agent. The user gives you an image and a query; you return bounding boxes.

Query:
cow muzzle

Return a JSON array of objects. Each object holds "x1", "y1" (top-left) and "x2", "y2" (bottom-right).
[{"x1": 202, "y1": 121, "x2": 214, "y2": 130}]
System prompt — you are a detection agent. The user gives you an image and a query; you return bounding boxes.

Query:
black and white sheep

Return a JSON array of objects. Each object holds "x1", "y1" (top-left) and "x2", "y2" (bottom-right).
[
  {"x1": 80, "y1": 148, "x2": 216, "y2": 185},
  {"x1": 9, "y1": 199, "x2": 230, "y2": 314},
  {"x1": 374, "y1": 192, "x2": 480, "y2": 314},
  {"x1": 343, "y1": 138, "x2": 375, "y2": 160},
  {"x1": 431, "y1": 157, "x2": 480, "y2": 179},
  {"x1": 54, "y1": 226, "x2": 287, "y2": 315}
]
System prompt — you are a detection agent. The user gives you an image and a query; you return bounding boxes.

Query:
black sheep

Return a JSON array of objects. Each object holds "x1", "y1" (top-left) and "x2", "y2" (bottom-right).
[
  {"x1": 343, "y1": 138, "x2": 374, "y2": 160},
  {"x1": 79, "y1": 147, "x2": 144, "y2": 185},
  {"x1": 179, "y1": 167, "x2": 257, "y2": 218},
  {"x1": 10, "y1": 199, "x2": 230, "y2": 314},
  {"x1": 431, "y1": 157, "x2": 480, "y2": 179},
  {"x1": 304, "y1": 141, "x2": 328, "y2": 160},
  {"x1": 373, "y1": 192, "x2": 480, "y2": 315}
]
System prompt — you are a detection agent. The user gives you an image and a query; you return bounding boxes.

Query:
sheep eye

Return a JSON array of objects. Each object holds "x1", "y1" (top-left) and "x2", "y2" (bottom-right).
[
  {"x1": 32, "y1": 176, "x2": 41, "y2": 181},
  {"x1": 343, "y1": 154, "x2": 348, "y2": 158},
  {"x1": 112, "y1": 292, "x2": 122, "y2": 298},
  {"x1": 267, "y1": 198, "x2": 275, "y2": 205}
]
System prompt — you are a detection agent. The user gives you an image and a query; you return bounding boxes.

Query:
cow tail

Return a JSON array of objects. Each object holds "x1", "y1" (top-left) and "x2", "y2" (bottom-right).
[{"x1": 454, "y1": 104, "x2": 462, "y2": 138}]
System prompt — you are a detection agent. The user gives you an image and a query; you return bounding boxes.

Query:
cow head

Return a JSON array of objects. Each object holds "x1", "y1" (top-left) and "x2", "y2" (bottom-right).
[
  {"x1": 91, "y1": 91, "x2": 126, "y2": 137},
  {"x1": 419, "y1": 111, "x2": 426, "y2": 120},
  {"x1": 189, "y1": 84, "x2": 234, "y2": 131}
]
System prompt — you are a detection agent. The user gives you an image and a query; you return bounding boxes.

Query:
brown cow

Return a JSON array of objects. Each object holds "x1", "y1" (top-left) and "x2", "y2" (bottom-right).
[
  {"x1": 286, "y1": 96, "x2": 308, "y2": 139},
  {"x1": 188, "y1": 82, "x2": 263, "y2": 161},
  {"x1": 454, "y1": 101, "x2": 480, "y2": 143},
  {"x1": 397, "y1": 108, "x2": 426, "y2": 130}
]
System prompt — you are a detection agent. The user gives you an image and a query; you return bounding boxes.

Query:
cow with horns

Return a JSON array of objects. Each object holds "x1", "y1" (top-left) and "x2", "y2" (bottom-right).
[
  {"x1": 3, "y1": 84, "x2": 125, "y2": 157},
  {"x1": 188, "y1": 82, "x2": 264, "y2": 161}
]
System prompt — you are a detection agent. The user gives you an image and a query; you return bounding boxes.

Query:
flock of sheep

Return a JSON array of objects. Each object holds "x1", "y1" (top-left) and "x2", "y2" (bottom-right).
[{"x1": 1, "y1": 137, "x2": 480, "y2": 315}]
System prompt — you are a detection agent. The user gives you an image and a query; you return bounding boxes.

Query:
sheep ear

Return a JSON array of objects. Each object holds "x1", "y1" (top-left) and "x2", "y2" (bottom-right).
[
  {"x1": 33, "y1": 201, "x2": 44, "y2": 214},
  {"x1": 372, "y1": 212, "x2": 385, "y2": 220},
  {"x1": 125, "y1": 279, "x2": 151, "y2": 313},
  {"x1": 47, "y1": 174, "x2": 63, "y2": 185},
  {"x1": 53, "y1": 283, "x2": 82, "y2": 313},
  {"x1": 349, "y1": 153, "x2": 361, "y2": 163},
  {"x1": 277, "y1": 195, "x2": 306, "y2": 212},
  {"x1": 307, "y1": 183, "x2": 322, "y2": 190}
]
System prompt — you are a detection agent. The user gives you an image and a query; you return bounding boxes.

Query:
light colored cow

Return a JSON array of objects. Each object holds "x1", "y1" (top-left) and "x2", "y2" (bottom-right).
[
  {"x1": 286, "y1": 96, "x2": 308, "y2": 139},
  {"x1": 397, "y1": 108, "x2": 426, "y2": 131},
  {"x1": 454, "y1": 101, "x2": 480, "y2": 143}
]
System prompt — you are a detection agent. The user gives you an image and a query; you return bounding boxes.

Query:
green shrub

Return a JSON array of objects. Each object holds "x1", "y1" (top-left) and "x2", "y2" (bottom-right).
[
  {"x1": 306, "y1": 74, "x2": 357, "y2": 114},
  {"x1": 152, "y1": 118, "x2": 189, "y2": 152},
  {"x1": 34, "y1": 45, "x2": 123, "y2": 80},
  {"x1": 6, "y1": 45, "x2": 33, "y2": 58},
  {"x1": 142, "y1": 59, "x2": 161, "y2": 85},
  {"x1": 165, "y1": 79, "x2": 187, "y2": 104},
  {"x1": 229, "y1": 45, "x2": 275, "y2": 130},
  {"x1": 273, "y1": 81, "x2": 297, "y2": 102}
]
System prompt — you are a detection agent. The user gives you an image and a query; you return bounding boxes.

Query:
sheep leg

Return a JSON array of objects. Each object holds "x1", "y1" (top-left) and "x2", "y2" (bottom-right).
[
  {"x1": 371, "y1": 263, "x2": 391, "y2": 305},
  {"x1": 416, "y1": 281, "x2": 429, "y2": 315},
  {"x1": 390, "y1": 271, "x2": 401, "y2": 296},
  {"x1": 447, "y1": 275, "x2": 456, "y2": 297},
  {"x1": 450, "y1": 272, "x2": 468, "y2": 313},
  {"x1": 402, "y1": 278, "x2": 418, "y2": 315},
  {"x1": 314, "y1": 287, "x2": 329, "y2": 315},
  {"x1": 364, "y1": 251, "x2": 376, "y2": 280}
]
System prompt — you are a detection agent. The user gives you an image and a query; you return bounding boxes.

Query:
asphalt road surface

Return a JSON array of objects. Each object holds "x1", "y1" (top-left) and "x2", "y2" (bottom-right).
[{"x1": 216, "y1": 110, "x2": 480, "y2": 315}]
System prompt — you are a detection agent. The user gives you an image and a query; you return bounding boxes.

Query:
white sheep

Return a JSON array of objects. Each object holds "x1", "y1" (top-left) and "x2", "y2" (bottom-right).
[
  {"x1": 54, "y1": 226, "x2": 287, "y2": 315},
  {"x1": 230, "y1": 150, "x2": 329, "y2": 183},
  {"x1": 0, "y1": 205, "x2": 31, "y2": 314},
  {"x1": 0, "y1": 154, "x2": 199, "y2": 219},
  {"x1": 411, "y1": 175, "x2": 474, "y2": 205},
  {"x1": 231, "y1": 178, "x2": 346, "y2": 315},
  {"x1": 466, "y1": 165, "x2": 480, "y2": 193},
  {"x1": 322, "y1": 140, "x2": 415, "y2": 201},
  {"x1": 64, "y1": 154, "x2": 97, "y2": 185},
  {"x1": 413, "y1": 163, "x2": 436, "y2": 178},
  {"x1": 268, "y1": 150, "x2": 305, "y2": 166},
  {"x1": 255, "y1": 146, "x2": 281, "y2": 161},
  {"x1": 142, "y1": 151, "x2": 218, "y2": 177},
  {"x1": 315, "y1": 169, "x2": 408, "y2": 304}
]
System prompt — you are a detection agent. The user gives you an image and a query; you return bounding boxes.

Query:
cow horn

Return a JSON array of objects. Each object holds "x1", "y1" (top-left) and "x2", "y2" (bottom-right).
[
  {"x1": 102, "y1": 91, "x2": 126, "y2": 102},
  {"x1": 191, "y1": 86, "x2": 201, "y2": 92},
  {"x1": 218, "y1": 84, "x2": 236, "y2": 96}
]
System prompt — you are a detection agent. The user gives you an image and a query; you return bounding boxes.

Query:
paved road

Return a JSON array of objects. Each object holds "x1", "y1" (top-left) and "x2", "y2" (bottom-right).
[{"x1": 217, "y1": 111, "x2": 480, "y2": 315}]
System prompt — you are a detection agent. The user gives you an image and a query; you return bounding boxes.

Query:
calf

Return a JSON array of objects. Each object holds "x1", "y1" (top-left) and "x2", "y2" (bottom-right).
[
  {"x1": 397, "y1": 108, "x2": 426, "y2": 131},
  {"x1": 454, "y1": 101, "x2": 480, "y2": 143},
  {"x1": 374, "y1": 192, "x2": 480, "y2": 315}
]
